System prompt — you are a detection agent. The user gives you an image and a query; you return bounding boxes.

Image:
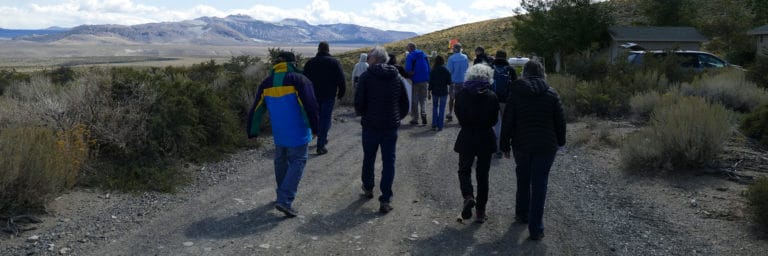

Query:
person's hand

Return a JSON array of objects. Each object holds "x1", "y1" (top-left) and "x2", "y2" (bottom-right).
[{"x1": 503, "y1": 151, "x2": 511, "y2": 159}]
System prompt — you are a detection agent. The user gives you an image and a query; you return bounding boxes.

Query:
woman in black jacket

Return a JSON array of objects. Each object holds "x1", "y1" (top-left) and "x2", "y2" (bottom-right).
[
  {"x1": 500, "y1": 60, "x2": 566, "y2": 240},
  {"x1": 428, "y1": 55, "x2": 451, "y2": 131},
  {"x1": 453, "y1": 64, "x2": 499, "y2": 223}
]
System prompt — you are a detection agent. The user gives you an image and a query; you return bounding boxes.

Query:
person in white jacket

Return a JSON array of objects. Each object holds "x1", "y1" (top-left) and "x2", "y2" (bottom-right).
[{"x1": 351, "y1": 53, "x2": 369, "y2": 91}]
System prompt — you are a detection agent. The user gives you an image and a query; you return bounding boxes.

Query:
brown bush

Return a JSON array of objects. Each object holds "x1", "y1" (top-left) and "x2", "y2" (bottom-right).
[
  {"x1": 621, "y1": 97, "x2": 732, "y2": 170},
  {"x1": 0, "y1": 125, "x2": 89, "y2": 213}
]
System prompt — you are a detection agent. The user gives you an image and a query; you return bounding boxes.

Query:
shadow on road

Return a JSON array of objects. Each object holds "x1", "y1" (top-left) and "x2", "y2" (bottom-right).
[
  {"x1": 183, "y1": 203, "x2": 282, "y2": 239},
  {"x1": 296, "y1": 197, "x2": 378, "y2": 235},
  {"x1": 411, "y1": 223, "x2": 547, "y2": 255},
  {"x1": 472, "y1": 223, "x2": 548, "y2": 255},
  {"x1": 410, "y1": 224, "x2": 481, "y2": 255}
]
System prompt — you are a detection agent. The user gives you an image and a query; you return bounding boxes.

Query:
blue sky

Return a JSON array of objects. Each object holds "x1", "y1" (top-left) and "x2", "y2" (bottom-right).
[{"x1": 0, "y1": 0, "x2": 522, "y2": 34}]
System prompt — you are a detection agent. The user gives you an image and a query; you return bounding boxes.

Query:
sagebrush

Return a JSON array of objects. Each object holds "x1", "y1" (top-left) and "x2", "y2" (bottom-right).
[
  {"x1": 621, "y1": 97, "x2": 731, "y2": 170},
  {"x1": 746, "y1": 176, "x2": 768, "y2": 230}
]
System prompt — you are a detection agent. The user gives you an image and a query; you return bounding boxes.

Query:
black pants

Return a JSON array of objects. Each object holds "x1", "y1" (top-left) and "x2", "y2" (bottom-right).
[{"x1": 458, "y1": 152, "x2": 492, "y2": 211}]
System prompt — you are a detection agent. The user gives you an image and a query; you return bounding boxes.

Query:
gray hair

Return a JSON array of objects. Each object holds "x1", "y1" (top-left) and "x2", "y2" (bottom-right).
[
  {"x1": 465, "y1": 64, "x2": 494, "y2": 83},
  {"x1": 368, "y1": 46, "x2": 389, "y2": 64}
]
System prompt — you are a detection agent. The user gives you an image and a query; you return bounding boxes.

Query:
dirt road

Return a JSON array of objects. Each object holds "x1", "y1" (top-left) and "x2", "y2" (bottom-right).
[{"x1": 2, "y1": 107, "x2": 766, "y2": 255}]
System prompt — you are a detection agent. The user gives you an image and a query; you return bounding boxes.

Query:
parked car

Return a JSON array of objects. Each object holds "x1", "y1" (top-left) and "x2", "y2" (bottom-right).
[{"x1": 627, "y1": 50, "x2": 743, "y2": 71}]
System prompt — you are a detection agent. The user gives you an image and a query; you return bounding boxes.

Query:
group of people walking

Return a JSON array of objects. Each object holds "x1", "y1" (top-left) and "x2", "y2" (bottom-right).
[{"x1": 246, "y1": 41, "x2": 566, "y2": 241}]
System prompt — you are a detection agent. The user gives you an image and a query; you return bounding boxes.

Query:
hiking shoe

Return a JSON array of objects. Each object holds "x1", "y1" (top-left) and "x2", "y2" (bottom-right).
[
  {"x1": 316, "y1": 147, "x2": 328, "y2": 155},
  {"x1": 275, "y1": 204, "x2": 298, "y2": 218},
  {"x1": 494, "y1": 152, "x2": 503, "y2": 159},
  {"x1": 409, "y1": 120, "x2": 419, "y2": 125},
  {"x1": 446, "y1": 115, "x2": 453, "y2": 122},
  {"x1": 362, "y1": 186, "x2": 374, "y2": 199},
  {"x1": 474, "y1": 210, "x2": 487, "y2": 224},
  {"x1": 421, "y1": 115, "x2": 428, "y2": 124},
  {"x1": 379, "y1": 202, "x2": 393, "y2": 213},
  {"x1": 515, "y1": 215, "x2": 529, "y2": 224},
  {"x1": 461, "y1": 198, "x2": 475, "y2": 220},
  {"x1": 529, "y1": 232, "x2": 545, "y2": 241}
]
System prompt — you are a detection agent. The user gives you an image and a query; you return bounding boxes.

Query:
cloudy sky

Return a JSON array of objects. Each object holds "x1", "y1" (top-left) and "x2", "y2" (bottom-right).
[{"x1": 0, "y1": 0, "x2": 522, "y2": 34}]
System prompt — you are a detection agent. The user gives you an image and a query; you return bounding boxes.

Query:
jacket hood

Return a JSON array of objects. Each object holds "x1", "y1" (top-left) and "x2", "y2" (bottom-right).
[
  {"x1": 316, "y1": 52, "x2": 332, "y2": 57},
  {"x1": 492, "y1": 58, "x2": 510, "y2": 66},
  {"x1": 409, "y1": 50, "x2": 426, "y2": 59},
  {"x1": 367, "y1": 63, "x2": 399, "y2": 79},
  {"x1": 463, "y1": 80, "x2": 491, "y2": 95},
  {"x1": 359, "y1": 53, "x2": 368, "y2": 62},
  {"x1": 514, "y1": 78, "x2": 550, "y2": 97}
]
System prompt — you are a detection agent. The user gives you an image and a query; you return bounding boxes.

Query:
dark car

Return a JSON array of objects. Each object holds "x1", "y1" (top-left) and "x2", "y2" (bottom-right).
[{"x1": 627, "y1": 50, "x2": 743, "y2": 71}]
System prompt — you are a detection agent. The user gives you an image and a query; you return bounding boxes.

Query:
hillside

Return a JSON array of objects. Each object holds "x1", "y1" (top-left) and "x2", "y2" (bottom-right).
[{"x1": 12, "y1": 15, "x2": 418, "y2": 45}]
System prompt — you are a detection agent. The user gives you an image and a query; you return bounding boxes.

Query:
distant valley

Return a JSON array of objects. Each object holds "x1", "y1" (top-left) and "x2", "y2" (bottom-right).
[{"x1": 1, "y1": 15, "x2": 417, "y2": 45}]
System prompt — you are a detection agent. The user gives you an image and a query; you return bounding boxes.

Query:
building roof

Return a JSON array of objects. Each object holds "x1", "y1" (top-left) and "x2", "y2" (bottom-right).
[
  {"x1": 608, "y1": 26, "x2": 708, "y2": 42},
  {"x1": 748, "y1": 25, "x2": 768, "y2": 35}
]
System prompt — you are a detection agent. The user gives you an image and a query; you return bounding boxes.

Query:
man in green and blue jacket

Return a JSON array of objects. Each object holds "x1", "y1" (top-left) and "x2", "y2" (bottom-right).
[{"x1": 246, "y1": 51, "x2": 319, "y2": 218}]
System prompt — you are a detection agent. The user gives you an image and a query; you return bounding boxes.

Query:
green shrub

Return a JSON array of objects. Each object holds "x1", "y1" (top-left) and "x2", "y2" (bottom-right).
[
  {"x1": 740, "y1": 104, "x2": 768, "y2": 146},
  {"x1": 0, "y1": 69, "x2": 31, "y2": 96},
  {"x1": 746, "y1": 176, "x2": 768, "y2": 230},
  {"x1": 49, "y1": 66, "x2": 77, "y2": 85},
  {"x1": 622, "y1": 97, "x2": 731, "y2": 170},
  {"x1": 747, "y1": 56, "x2": 768, "y2": 89},
  {"x1": 0, "y1": 125, "x2": 89, "y2": 213},
  {"x1": 678, "y1": 71, "x2": 768, "y2": 112},
  {"x1": 629, "y1": 91, "x2": 662, "y2": 119}
]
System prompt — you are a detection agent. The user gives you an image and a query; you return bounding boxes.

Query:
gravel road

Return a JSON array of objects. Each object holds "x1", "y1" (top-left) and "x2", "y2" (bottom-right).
[{"x1": 2, "y1": 107, "x2": 766, "y2": 256}]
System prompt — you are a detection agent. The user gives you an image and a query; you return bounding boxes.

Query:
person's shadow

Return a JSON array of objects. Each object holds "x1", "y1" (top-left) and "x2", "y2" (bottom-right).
[
  {"x1": 296, "y1": 197, "x2": 378, "y2": 235},
  {"x1": 184, "y1": 203, "x2": 282, "y2": 239},
  {"x1": 472, "y1": 223, "x2": 548, "y2": 255},
  {"x1": 410, "y1": 224, "x2": 481, "y2": 256}
]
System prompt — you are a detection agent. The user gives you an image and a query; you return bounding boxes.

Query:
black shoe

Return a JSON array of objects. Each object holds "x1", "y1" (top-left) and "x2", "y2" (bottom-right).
[
  {"x1": 515, "y1": 216, "x2": 529, "y2": 224},
  {"x1": 529, "y1": 232, "x2": 545, "y2": 241},
  {"x1": 461, "y1": 198, "x2": 475, "y2": 220},
  {"x1": 494, "y1": 152, "x2": 503, "y2": 159},
  {"x1": 316, "y1": 147, "x2": 328, "y2": 155},
  {"x1": 379, "y1": 202, "x2": 393, "y2": 213},
  {"x1": 474, "y1": 210, "x2": 487, "y2": 224},
  {"x1": 275, "y1": 204, "x2": 298, "y2": 218},
  {"x1": 446, "y1": 116, "x2": 453, "y2": 122},
  {"x1": 362, "y1": 186, "x2": 373, "y2": 199},
  {"x1": 421, "y1": 115, "x2": 428, "y2": 124},
  {"x1": 409, "y1": 120, "x2": 419, "y2": 125}
]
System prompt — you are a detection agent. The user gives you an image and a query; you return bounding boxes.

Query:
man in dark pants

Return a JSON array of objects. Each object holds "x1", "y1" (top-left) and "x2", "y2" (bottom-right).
[
  {"x1": 303, "y1": 41, "x2": 346, "y2": 155},
  {"x1": 354, "y1": 46, "x2": 410, "y2": 213}
]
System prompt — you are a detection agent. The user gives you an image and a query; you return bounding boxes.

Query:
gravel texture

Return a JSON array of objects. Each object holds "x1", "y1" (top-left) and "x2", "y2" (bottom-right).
[{"x1": 1, "y1": 107, "x2": 767, "y2": 255}]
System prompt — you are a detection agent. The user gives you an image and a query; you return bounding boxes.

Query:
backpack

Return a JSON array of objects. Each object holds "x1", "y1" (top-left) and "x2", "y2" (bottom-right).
[{"x1": 492, "y1": 65, "x2": 513, "y2": 103}]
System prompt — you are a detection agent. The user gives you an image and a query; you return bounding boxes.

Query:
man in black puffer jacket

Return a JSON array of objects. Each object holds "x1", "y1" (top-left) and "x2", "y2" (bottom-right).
[
  {"x1": 304, "y1": 41, "x2": 346, "y2": 155},
  {"x1": 354, "y1": 46, "x2": 409, "y2": 214},
  {"x1": 500, "y1": 60, "x2": 566, "y2": 241}
]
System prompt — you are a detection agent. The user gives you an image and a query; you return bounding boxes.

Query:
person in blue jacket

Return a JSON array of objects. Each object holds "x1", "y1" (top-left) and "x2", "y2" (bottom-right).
[
  {"x1": 405, "y1": 42, "x2": 431, "y2": 125},
  {"x1": 246, "y1": 51, "x2": 319, "y2": 218},
  {"x1": 446, "y1": 43, "x2": 469, "y2": 122}
]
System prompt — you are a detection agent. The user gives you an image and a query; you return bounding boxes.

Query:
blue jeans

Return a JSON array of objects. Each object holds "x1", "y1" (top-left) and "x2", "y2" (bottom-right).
[
  {"x1": 274, "y1": 144, "x2": 309, "y2": 208},
  {"x1": 317, "y1": 98, "x2": 336, "y2": 149},
  {"x1": 431, "y1": 95, "x2": 447, "y2": 129},
  {"x1": 361, "y1": 128, "x2": 398, "y2": 203},
  {"x1": 512, "y1": 150, "x2": 557, "y2": 235}
]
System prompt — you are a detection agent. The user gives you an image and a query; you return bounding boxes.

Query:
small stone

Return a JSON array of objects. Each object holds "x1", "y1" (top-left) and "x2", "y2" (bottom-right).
[
  {"x1": 410, "y1": 233, "x2": 419, "y2": 238},
  {"x1": 311, "y1": 236, "x2": 319, "y2": 241},
  {"x1": 432, "y1": 220, "x2": 440, "y2": 225},
  {"x1": 105, "y1": 193, "x2": 111, "y2": 199},
  {"x1": 27, "y1": 235, "x2": 40, "y2": 242},
  {"x1": 259, "y1": 244, "x2": 270, "y2": 249},
  {"x1": 204, "y1": 247, "x2": 213, "y2": 252},
  {"x1": 59, "y1": 247, "x2": 70, "y2": 255},
  {"x1": 183, "y1": 242, "x2": 194, "y2": 247},
  {"x1": 716, "y1": 187, "x2": 728, "y2": 192},
  {"x1": 111, "y1": 215, "x2": 117, "y2": 219},
  {"x1": 47, "y1": 244, "x2": 55, "y2": 251},
  {"x1": 353, "y1": 236, "x2": 362, "y2": 240}
]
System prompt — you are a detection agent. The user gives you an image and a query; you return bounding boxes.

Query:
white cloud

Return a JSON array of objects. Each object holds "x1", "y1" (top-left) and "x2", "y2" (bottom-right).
[
  {"x1": 470, "y1": 0, "x2": 521, "y2": 15},
  {"x1": 0, "y1": 0, "x2": 506, "y2": 34}
]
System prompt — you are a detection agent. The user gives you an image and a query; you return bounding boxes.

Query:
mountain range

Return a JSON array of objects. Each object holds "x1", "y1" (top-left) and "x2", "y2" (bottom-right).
[{"x1": 2, "y1": 15, "x2": 418, "y2": 45}]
